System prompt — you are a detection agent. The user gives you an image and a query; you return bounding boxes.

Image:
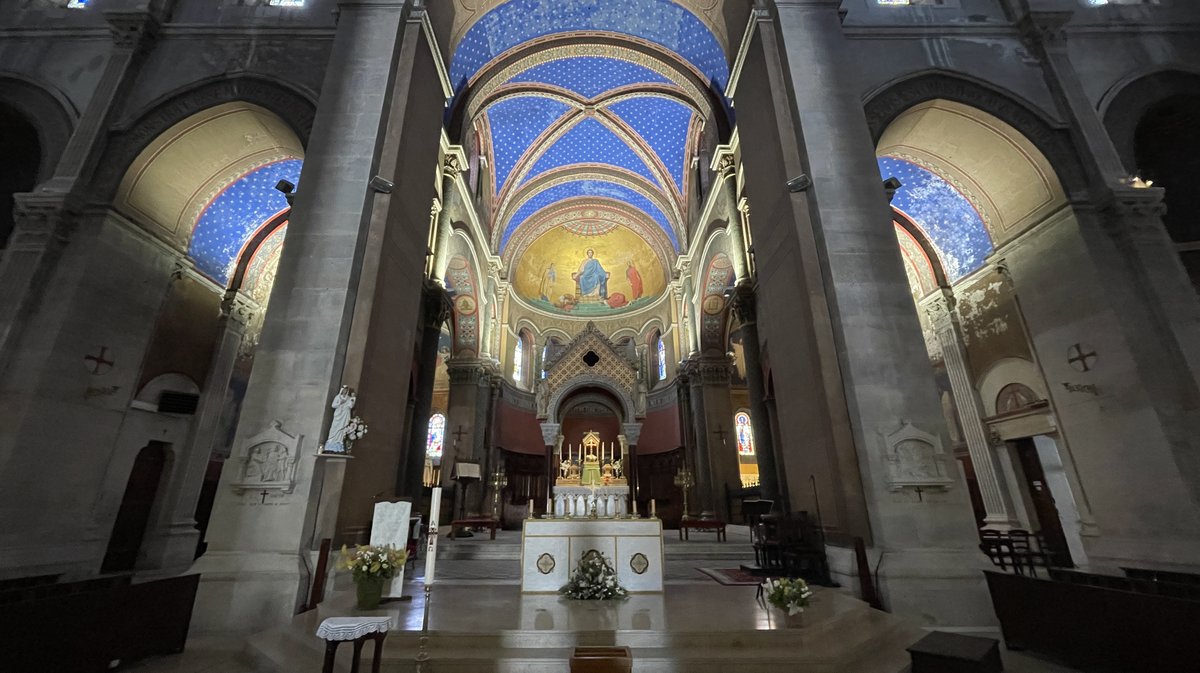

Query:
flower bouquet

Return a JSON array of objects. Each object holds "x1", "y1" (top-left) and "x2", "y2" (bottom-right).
[
  {"x1": 337, "y1": 544, "x2": 407, "y2": 609},
  {"x1": 560, "y1": 552, "x2": 628, "y2": 600},
  {"x1": 761, "y1": 577, "x2": 813, "y2": 627},
  {"x1": 345, "y1": 416, "x2": 368, "y2": 448}
]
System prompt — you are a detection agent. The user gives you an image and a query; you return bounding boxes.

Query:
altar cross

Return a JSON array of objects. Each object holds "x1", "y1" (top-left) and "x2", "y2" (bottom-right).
[
  {"x1": 452, "y1": 425, "x2": 468, "y2": 444},
  {"x1": 713, "y1": 425, "x2": 728, "y2": 447}
]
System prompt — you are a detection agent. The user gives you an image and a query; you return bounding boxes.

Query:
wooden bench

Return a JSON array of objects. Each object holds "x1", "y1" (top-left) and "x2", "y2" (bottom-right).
[
  {"x1": 679, "y1": 519, "x2": 726, "y2": 541},
  {"x1": 449, "y1": 517, "x2": 499, "y2": 540}
]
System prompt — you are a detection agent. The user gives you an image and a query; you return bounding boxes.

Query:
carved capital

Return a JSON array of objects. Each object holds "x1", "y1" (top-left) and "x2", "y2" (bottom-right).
[
  {"x1": 447, "y1": 359, "x2": 487, "y2": 385},
  {"x1": 1017, "y1": 11, "x2": 1072, "y2": 51},
  {"x1": 10, "y1": 192, "x2": 75, "y2": 252},
  {"x1": 714, "y1": 153, "x2": 736, "y2": 177},
  {"x1": 442, "y1": 154, "x2": 463, "y2": 181},
  {"x1": 423, "y1": 280, "x2": 453, "y2": 327},
  {"x1": 221, "y1": 290, "x2": 258, "y2": 327},
  {"x1": 731, "y1": 282, "x2": 757, "y2": 325},
  {"x1": 622, "y1": 422, "x2": 642, "y2": 446},
  {"x1": 539, "y1": 422, "x2": 561, "y2": 447},
  {"x1": 104, "y1": 9, "x2": 161, "y2": 52},
  {"x1": 1108, "y1": 185, "x2": 1167, "y2": 219},
  {"x1": 923, "y1": 288, "x2": 956, "y2": 327}
]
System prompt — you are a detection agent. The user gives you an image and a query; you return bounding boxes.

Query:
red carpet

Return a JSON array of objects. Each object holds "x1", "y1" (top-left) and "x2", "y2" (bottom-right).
[{"x1": 697, "y1": 567, "x2": 762, "y2": 586}]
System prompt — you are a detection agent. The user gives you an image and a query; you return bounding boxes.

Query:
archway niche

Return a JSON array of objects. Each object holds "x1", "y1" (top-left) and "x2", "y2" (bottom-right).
[
  {"x1": 557, "y1": 387, "x2": 626, "y2": 451},
  {"x1": 102, "y1": 442, "x2": 170, "y2": 573},
  {"x1": 0, "y1": 103, "x2": 41, "y2": 249}
]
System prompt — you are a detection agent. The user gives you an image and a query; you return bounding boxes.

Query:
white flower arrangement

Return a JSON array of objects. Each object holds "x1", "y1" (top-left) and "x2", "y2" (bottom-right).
[
  {"x1": 761, "y1": 577, "x2": 813, "y2": 616},
  {"x1": 560, "y1": 552, "x2": 628, "y2": 600},
  {"x1": 346, "y1": 416, "x2": 368, "y2": 443},
  {"x1": 336, "y1": 544, "x2": 406, "y2": 581}
]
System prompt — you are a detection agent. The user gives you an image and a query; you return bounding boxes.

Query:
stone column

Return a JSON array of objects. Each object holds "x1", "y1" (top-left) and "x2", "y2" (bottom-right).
[
  {"x1": 1018, "y1": 10, "x2": 1200, "y2": 508},
  {"x1": 400, "y1": 281, "x2": 451, "y2": 498},
  {"x1": 731, "y1": 283, "x2": 781, "y2": 508},
  {"x1": 924, "y1": 289, "x2": 1020, "y2": 530},
  {"x1": 144, "y1": 284, "x2": 257, "y2": 572},
  {"x1": 697, "y1": 357, "x2": 738, "y2": 523},
  {"x1": 190, "y1": 1, "x2": 413, "y2": 635},
  {"x1": 622, "y1": 422, "x2": 642, "y2": 502},
  {"x1": 0, "y1": 9, "x2": 159, "y2": 368},
  {"x1": 444, "y1": 358, "x2": 490, "y2": 515},
  {"x1": 540, "y1": 422, "x2": 561, "y2": 505},
  {"x1": 761, "y1": 0, "x2": 992, "y2": 626},
  {"x1": 682, "y1": 359, "x2": 714, "y2": 516}
]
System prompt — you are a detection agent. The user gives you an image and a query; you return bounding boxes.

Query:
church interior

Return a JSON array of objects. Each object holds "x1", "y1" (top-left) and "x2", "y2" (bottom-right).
[{"x1": 2, "y1": 0, "x2": 1200, "y2": 672}]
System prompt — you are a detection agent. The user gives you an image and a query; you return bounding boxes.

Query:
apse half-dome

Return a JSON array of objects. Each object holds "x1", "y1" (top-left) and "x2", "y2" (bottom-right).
[{"x1": 513, "y1": 221, "x2": 667, "y2": 317}]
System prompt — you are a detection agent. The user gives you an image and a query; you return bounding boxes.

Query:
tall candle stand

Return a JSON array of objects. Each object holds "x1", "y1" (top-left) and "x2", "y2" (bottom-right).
[
  {"x1": 674, "y1": 466, "x2": 695, "y2": 521},
  {"x1": 488, "y1": 465, "x2": 508, "y2": 521}
]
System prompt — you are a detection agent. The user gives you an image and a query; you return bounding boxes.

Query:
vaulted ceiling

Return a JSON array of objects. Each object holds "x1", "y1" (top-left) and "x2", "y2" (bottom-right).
[{"x1": 449, "y1": 0, "x2": 731, "y2": 317}]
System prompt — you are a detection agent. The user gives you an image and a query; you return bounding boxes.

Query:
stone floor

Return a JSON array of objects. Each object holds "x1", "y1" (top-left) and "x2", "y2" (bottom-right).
[{"x1": 123, "y1": 527, "x2": 1083, "y2": 673}]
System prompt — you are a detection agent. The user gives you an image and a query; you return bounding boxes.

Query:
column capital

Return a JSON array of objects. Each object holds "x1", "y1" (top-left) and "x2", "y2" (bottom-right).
[
  {"x1": 923, "y1": 288, "x2": 957, "y2": 329},
  {"x1": 539, "y1": 422, "x2": 561, "y2": 446},
  {"x1": 104, "y1": 9, "x2": 162, "y2": 53},
  {"x1": 221, "y1": 290, "x2": 259, "y2": 328},
  {"x1": 10, "y1": 192, "x2": 77, "y2": 252},
  {"x1": 731, "y1": 282, "x2": 757, "y2": 325},
  {"x1": 423, "y1": 279, "x2": 453, "y2": 328},
  {"x1": 622, "y1": 422, "x2": 643, "y2": 445},
  {"x1": 1107, "y1": 184, "x2": 1167, "y2": 219},
  {"x1": 446, "y1": 358, "x2": 488, "y2": 385},
  {"x1": 1016, "y1": 11, "x2": 1073, "y2": 51}
]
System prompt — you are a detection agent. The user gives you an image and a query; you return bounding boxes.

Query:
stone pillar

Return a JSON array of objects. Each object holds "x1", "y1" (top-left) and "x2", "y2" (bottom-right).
[
  {"x1": 682, "y1": 359, "x2": 713, "y2": 516},
  {"x1": 143, "y1": 285, "x2": 257, "y2": 572},
  {"x1": 1018, "y1": 10, "x2": 1200, "y2": 509},
  {"x1": 444, "y1": 358, "x2": 490, "y2": 515},
  {"x1": 0, "y1": 9, "x2": 159, "y2": 368},
  {"x1": 540, "y1": 422, "x2": 561, "y2": 505},
  {"x1": 190, "y1": 1, "x2": 413, "y2": 635},
  {"x1": 697, "y1": 357, "x2": 739, "y2": 523},
  {"x1": 761, "y1": 0, "x2": 992, "y2": 626},
  {"x1": 924, "y1": 289, "x2": 1020, "y2": 530},
  {"x1": 400, "y1": 281, "x2": 451, "y2": 498},
  {"x1": 731, "y1": 283, "x2": 781, "y2": 508},
  {"x1": 622, "y1": 422, "x2": 642, "y2": 501}
]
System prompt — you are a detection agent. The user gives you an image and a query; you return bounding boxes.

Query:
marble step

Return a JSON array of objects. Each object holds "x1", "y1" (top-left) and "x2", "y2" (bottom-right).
[{"x1": 436, "y1": 542, "x2": 756, "y2": 561}]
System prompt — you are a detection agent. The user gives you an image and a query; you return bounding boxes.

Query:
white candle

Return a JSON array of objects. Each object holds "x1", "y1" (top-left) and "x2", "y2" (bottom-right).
[
  {"x1": 528, "y1": 498, "x2": 534, "y2": 518},
  {"x1": 650, "y1": 498, "x2": 657, "y2": 518},
  {"x1": 632, "y1": 498, "x2": 638, "y2": 516},
  {"x1": 425, "y1": 486, "x2": 442, "y2": 585},
  {"x1": 545, "y1": 496, "x2": 551, "y2": 517}
]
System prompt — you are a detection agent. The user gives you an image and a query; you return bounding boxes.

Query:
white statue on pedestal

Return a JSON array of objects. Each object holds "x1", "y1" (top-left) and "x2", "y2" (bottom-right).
[{"x1": 322, "y1": 386, "x2": 356, "y2": 454}]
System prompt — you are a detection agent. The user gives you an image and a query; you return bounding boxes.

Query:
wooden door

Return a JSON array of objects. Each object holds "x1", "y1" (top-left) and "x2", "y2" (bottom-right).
[
  {"x1": 1014, "y1": 438, "x2": 1073, "y2": 567},
  {"x1": 102, "y1": 443, "x2": 167, "y2": 573}
]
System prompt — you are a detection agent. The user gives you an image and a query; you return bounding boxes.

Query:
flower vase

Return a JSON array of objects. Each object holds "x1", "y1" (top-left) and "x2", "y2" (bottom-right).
[
  {"x1": 774, "y1": 608, "x2": 805, "y2": 628},
  {"x1": 355, "y1": 575, "x2": 385, "y2": 610}
]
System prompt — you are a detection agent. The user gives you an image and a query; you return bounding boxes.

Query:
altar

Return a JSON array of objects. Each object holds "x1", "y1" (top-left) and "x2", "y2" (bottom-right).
[{"x1": 521, "y1": 518, "x2": 664, "y2": 593}]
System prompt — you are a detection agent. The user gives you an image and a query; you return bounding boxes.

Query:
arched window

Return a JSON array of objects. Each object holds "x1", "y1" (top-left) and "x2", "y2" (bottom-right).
[
  {"x1": 656, "y1": 335, "x2": 667, "y2": 381},
  {"x1": 513, "y1": 334, "x2": 525, "y2": 383},
  {"x1": 735, "y1": 411, "x2": 755, "y2": 455},
  {"x1": 426, "y1": 413, "x2": 446, "y2": 459},
  {"x1": 540, "y1": 343, "x2": 548, "y2": 379}
]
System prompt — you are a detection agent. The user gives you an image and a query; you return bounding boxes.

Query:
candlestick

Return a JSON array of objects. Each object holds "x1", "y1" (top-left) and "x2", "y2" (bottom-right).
[
  {"x1": 632, "y1": 498, "x2": 638, "y2": 517},
  {"x1": 545, "y1": 496, "x2": 552, "y2": 518},
  {"x1": 527, "y1": 498, "x2": 534, "y2": 519},
  {"x1": 650, "y1": 498, "x2": 657, "y2": 518}
]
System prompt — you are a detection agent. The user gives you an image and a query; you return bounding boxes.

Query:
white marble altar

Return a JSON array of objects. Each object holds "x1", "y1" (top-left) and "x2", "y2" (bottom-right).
[
  {"x1": 552, "y1": 485, "x2": 629, "y2": 517},
  {"x1": 369, "y1": 500, "x2": 411, "y2": 599},
  {"x1": 521, "y1": 518, "x2": 663, "y2": 593}
]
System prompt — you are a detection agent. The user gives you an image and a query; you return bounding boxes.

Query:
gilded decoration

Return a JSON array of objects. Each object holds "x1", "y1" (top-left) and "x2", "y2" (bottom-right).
[
  {"x1": 503, "y1": 200, "x2": 675, "y2": 277},
  {"x1": 513, "y1": 224, "x2": 667, "y2": 317}
]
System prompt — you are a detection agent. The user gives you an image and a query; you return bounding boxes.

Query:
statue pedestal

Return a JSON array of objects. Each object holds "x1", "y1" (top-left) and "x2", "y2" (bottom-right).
[
  {"x1": 521, "y1": 518, "x2": 663, "y2": 593},
  {"x1": 553, "y1": 485, "x2": 629, "y2": 517}
]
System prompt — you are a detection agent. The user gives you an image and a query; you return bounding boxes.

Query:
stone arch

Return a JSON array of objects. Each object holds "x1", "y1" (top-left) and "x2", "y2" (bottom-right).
[
  {"x1": 863, "y1": 69, "x2": 1087, "y2": 197},
  {"x1": 1101, "y1": 68, "x2": 1200, "y2": 171},
  {"x1": 92, "y1": 74, "x2": 316, "y2": 205},
  {"x1": 547, "y1": 377, "x2": 636, "y2": 425},
  {"x1": 0, "y1": 72, "x2": 75, "y2": 180}
]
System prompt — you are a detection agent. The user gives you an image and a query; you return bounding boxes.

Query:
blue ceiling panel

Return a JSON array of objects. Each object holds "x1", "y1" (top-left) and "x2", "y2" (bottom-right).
[
  {"x1": 506, "y1": 56, "x2": 671, "y2": 99},
  {"x1": 879, "y1": 155, "x2": 992, "y2": 281},
  {"x1": 608, "y1": 97, "x2": 693, "y2": 193},
  {"x1": 502, "y1": 178, "x2": 676, "y2": 251},
  {"x1": 451, "y1": 0, "x2": 728, "y2": 94},
  {"x1": 486, "y1": 95, "x2": 573, "y2": 194},
  {"x1": 189, "y1": 158, "x2": 302, "y2": 286},
  {"x1": 521, "y1": 116, "x2": 661, "y2": 188}
]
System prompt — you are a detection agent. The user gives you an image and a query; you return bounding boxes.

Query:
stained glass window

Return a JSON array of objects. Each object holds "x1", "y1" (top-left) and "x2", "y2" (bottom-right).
[
  {"x1": 513, "y1": 336, "x2": 525, "y2": 383},
  {"x1": 66, "y1": 0, "x2": 88, "y2": 7},
  {"x1": 426, "y1": 413, "x2": 446, "y2": 459},
  {"x1": 541, "y1": 344, "x2": 548, "y2": 379},
  {"x1": 656, "y1": 336, "x2": 667, "y2": 381},
  {"x1": 735, "y1": 411, "x2": 755, "y2": 455},
  {"x1": 268, "y1": 0, "x2": 305, "y2": 6}
]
